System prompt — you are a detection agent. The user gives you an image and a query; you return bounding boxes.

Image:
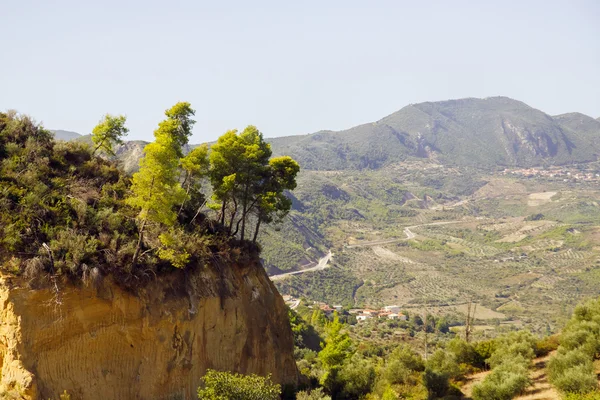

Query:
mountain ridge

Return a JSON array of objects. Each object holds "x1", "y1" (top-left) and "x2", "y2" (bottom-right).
[{"x1": 53, "y1": 97, "x2": 600, "y2": 171}]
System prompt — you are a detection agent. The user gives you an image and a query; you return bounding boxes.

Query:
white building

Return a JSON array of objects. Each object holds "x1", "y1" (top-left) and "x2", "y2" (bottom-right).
[
  {"x1": 383, "y1": 305, "x2": 400, "y2": 314},
  {"x1": 357, "y1": 314, "x2": 373, "y2": 322},
  {"x1": 388, "y1": 313, "x2": 407, "y2": 321}
]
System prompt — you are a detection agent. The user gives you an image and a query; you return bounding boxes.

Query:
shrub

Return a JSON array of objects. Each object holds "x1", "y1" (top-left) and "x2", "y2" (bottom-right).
[
  {"x1": 563, "y1": 392, "x2": 600, "y2": 400},
  {"x1": 197, "y1": 369, "x2": 281, "y2": 400},
  {"x1": 534, "y1": 335, "x2": 560, "y2": 357},
  {"x1": 422, "y1": 368, "x2": 450, "y2": 399},
  {"x1": 548, "y1": 349, "x2": 592, "y2": 383},
  {"x1": 337, "y1": 355, "x2": 376, "y2": 400},
  {"x1": 296, "y1": 388, "x2": 331, "y2": 400},
  {"x1": 472, "y1": 359, "x2": 530, "y2": 400},
  {"x1": 550, "y1": 362, "x2": 597, "y2": 395}
]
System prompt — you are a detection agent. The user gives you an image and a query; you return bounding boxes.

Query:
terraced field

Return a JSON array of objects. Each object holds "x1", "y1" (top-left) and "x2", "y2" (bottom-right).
[{"x1": 274, "y1": 166, "x2": 600, "y2": 332}]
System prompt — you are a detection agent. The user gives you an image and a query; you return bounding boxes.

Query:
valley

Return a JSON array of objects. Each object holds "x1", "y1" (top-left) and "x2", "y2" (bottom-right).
[{"x1": 271, "y1": 163, "x2": 600, "y2": 334}]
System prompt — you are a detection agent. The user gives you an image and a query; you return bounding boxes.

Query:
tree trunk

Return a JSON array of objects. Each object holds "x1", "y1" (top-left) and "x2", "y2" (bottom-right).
[
  {"x1": 228, "y1": 198, "x2": 238, "y2": 235},
  {"x1": 92, "y1": 139, "x2": 105, "y2": 155},
  {"x1": 240, "y1": 185, "x2": 249, "y2": 240},
  {"x1": 252, "y1": 217, "x2": 262, "y2": 243},
  {"x1": 219, "y1": 201, "x2": 226, "y2": 225},
  {"x1": 131, "y1": 218, "x2": 147, "y2": 268},
  {"x1": 177, "y1": 175, "x2": 192, "y2": 216}
]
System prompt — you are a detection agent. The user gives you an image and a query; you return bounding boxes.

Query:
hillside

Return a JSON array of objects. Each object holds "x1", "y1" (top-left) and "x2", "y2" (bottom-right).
[
  {"x1": 269, "y1": 97, "x2": 600, "y2": 169},
  {"x1": 54, "y1": 97, "x2": 600, "y2": 172},
  {"x1": 51, "y1": 129, "x2": 82, "y2": 141}
]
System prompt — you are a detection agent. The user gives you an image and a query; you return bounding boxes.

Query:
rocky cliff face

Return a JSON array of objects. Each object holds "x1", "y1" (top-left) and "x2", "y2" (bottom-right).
[{"x1": 0, "y1": 260, "x2": 298, "y2": 400}]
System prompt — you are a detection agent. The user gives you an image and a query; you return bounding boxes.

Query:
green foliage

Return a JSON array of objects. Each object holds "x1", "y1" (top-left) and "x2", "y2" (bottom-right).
[
  {"x1": 196, "y1": 369, "x2": 280, "y2": 400},
  {"x1": 126, "y1": 103, "x2": 194, "y2": 265},
  {"x1": 0, "y1": 112, "x2": 139, "y2": 278},
  {"x1": 383, "y1": 345, "x2": 424, "y2": 386},
  {"x1": 91, "y1": 114, "x2": 128, "y2": 155},
  {"x1": 209, "y1": 126, "x2": 299, "y2": 241},
  {"x1": 563, "y1": 392, "x2": 600, "y2": 400},
  {"x1": 548, "y1": 297, "x2": 600, "y2": 395},
  {"x1": 486, "y1": 330, "x2": 536, "y2": 369},
  {"x1": 337, "y1": 355, "x2": 376, "y2": 399},
  {"x1": 471, "y1": 359, "x2": 530, "y2": 400},
  {"x1": 164, "y1": 102, "x2": 196, "y2": 157},
  {"x1": 296, "y1": 388, "x2": 331, "y2": 400},
  {"x1": 318, "y1": 316, "x2": 352, "y2": 370},
  {"x1": 471, "y1": 331, "x2": 536, "y2": 400}
]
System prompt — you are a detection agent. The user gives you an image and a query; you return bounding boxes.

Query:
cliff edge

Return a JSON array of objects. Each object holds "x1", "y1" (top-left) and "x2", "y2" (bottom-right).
[{"x1": 0, "y1": 260, "x2": 298, "y2": 399}]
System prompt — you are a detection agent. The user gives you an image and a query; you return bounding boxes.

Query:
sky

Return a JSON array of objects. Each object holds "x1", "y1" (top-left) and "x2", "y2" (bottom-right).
[{"x1": 2, "y1": 0, "x2": 599, "y2": 142}]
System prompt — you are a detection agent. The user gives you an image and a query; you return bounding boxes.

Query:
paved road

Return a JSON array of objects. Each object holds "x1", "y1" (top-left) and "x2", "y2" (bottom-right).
[
  {"x1": 346, "y1": 220, "x2": 461, "y2": 248},
  {"x1": 269, "y1": 250, "x2": 333, "y2": 281},
  {"x1": 288, "y1": 299, "x2": 301, "y2": 309},
  {"x1": 269, "y1": 220, "x2": 461, "y2": 280}
]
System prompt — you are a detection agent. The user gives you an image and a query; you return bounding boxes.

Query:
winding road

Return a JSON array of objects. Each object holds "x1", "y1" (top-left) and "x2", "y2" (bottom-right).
[
  {"x1": 346, "y1": 220, "x2": 460, "y2": 248},
  {"x1": 269, "y1": 220, "x2": 462, "y2": 280},
  {"x1": 269, "y1": 251, "x2": 333, "y2": 281}
]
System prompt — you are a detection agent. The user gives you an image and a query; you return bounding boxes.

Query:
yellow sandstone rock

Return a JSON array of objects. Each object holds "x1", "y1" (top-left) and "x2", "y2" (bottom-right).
[{"x1": 0, "y1": 261, "x2": 298, "y2": 399}]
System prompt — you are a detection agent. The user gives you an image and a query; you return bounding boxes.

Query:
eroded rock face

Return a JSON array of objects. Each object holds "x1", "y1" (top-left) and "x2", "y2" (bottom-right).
[{"x1": 0, "y1": 261, "x2": 298, "y2": 399}]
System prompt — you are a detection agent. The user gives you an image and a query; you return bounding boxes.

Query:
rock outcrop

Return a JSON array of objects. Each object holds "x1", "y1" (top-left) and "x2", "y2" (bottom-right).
[{"x1": 0, "y1": 260, "x2": 298, "y2": 399}]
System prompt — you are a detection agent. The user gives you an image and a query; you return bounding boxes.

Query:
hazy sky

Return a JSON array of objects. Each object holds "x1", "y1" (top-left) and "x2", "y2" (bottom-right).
[{"x1": 2, "y1": 1, "x2": 599, "y2": 142}]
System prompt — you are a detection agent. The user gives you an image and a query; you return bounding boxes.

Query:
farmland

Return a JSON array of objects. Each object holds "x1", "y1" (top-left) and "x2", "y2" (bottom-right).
[{"x1": 272, "y1": 161, "x2": 600, "y2": 333}]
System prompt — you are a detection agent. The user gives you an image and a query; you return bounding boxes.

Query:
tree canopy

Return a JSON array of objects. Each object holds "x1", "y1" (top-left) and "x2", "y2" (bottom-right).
[{"x1": 91, "y1": 114, "x2": 128, "y2": 155}]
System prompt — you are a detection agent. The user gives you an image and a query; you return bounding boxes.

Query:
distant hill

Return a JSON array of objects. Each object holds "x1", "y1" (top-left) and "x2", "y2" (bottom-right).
[
  {"x1": 269, "y1": 97, "x2": 600, "y2": 169},
  {"x1": 51, "y1": 129, "x2": 82, "y2": 141},
  {"x1": 52, "y1": 97, "x2": 600, "y2": 172}
]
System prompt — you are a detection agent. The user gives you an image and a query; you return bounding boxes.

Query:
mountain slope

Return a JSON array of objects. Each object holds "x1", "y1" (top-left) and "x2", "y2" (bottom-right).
[
  {"x1": 51, "y1": 129, "x2": 82, "y2": 141},
  {"x1": 270, "y1": 97, "x2": 600, "y2": 169}
]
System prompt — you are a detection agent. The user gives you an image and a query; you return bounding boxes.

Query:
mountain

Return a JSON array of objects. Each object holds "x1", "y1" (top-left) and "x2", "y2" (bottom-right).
[
  {"x1": 270, "y1": 97, "x2": 600, "y2": 169},
  {"x1": 553, "y1": 112, "x2": 600, "y2": 145},
  {"x1": 52, "y1": 97, "x2": 600, "y2": 172},
  {"x1": 51, "y1": 129, "x2": 82, "y2": 141}
]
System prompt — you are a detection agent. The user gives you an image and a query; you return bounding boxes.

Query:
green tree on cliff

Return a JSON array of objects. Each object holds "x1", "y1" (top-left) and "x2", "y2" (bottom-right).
[
  {"x1": 209, "y1": 127, "x2": 299, "y2": 241},
  {"x1": 91, "y1": 114, "x2": 129, "y2": 155},
  {"x1": 126, "y1": 102, "x2": 195, "y2": 266}
]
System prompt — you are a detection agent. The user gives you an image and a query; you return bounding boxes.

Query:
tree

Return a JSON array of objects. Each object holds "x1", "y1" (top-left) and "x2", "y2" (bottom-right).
[
  {"x1": 126, "y1": 103, "x2": 194, "y2": 266},
  {"x1": 251, "y1": 156, "x2": 299, "y2": 242},
  {"x1": 91, "y1": 114, "x2": 128, "y2": 155},
  {"x1": 318, "y1": 315, "x2": 352, "y2": 395},
  {"x1": 197, "y1": 369, "x2": 280, "y2": 400},
  {"x1": 179, "y1": 144, "x2": 209, "y2": 220},
  {"x1": 164, "y1": 101, "x2": 196, "y2": 156},
  {"x1": 209, "y1": 126, "x2": 298, "y2": 241}
]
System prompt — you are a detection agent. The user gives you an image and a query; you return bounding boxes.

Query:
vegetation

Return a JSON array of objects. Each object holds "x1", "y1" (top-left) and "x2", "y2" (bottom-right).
[
  {"x1": 91, "y1": 114, "x2": 128, "y2": 155},
  {"x1": 0, "y1": 108, "x2": 298, "y2": 287},
  {"x1": 548, "y1": 297, "x2": 600, "y2": 396},
  {"x1": 197, "y1": 369, "x2": 280, "y2": 400}
]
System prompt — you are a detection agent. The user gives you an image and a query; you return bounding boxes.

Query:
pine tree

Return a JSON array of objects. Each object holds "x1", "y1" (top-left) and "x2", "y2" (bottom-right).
[
  {"x1": 126, "y1": 102, "x2": 195, "y2": 266},
  {"x1": 91, "y1": 114, "x2": 128, "y2": 155}
]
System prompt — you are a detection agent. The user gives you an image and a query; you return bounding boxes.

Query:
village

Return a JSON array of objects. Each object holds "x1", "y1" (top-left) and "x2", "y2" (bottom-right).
[
  {"x1": 502, "y1": 164, "x2": 600, "y2": 182},
  {"x1": 282, "y1": 295, "x2": 407, "y2": 323}
]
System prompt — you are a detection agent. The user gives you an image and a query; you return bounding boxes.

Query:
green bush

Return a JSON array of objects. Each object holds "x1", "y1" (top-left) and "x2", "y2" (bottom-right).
[
  {"x1": 563, "y1": 391, "x2": 600, "y2": 400},
  {"x1": 197, "y1": 369, "x2": 281, "y2": 400},
  {"x1": 550, "y1": 362, "x2": 597, "y2": 395},
  {"x1": 471, "y1": 359, "x2": 530, "y2": 400},
  {"x1": 296, "y1": 388, "x2": 331, "y2": 400},
  {"x1": 486, "y1": 331, "x2": 536, "y2": 369},
  {"x1": 422, "y1": 368, "x2": 450, "y2": 399},
  {"x1": 337, "y1": 355, "x2": 376, "y2": 400},
  {"x1": 549, "y1": 297, "x2": 600, "y2": 395}
]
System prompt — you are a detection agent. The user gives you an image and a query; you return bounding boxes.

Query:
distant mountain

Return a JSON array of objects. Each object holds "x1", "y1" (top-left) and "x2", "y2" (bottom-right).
[
  {"x1": 51, "y1": 129, "x2": 82, "y2": 141},
  {"x1": 270, "y1": 97, "x2": 600, "y2": 169},
  {"x1": 53, "y1": 97, "x2": 600, "y2": 172}
]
